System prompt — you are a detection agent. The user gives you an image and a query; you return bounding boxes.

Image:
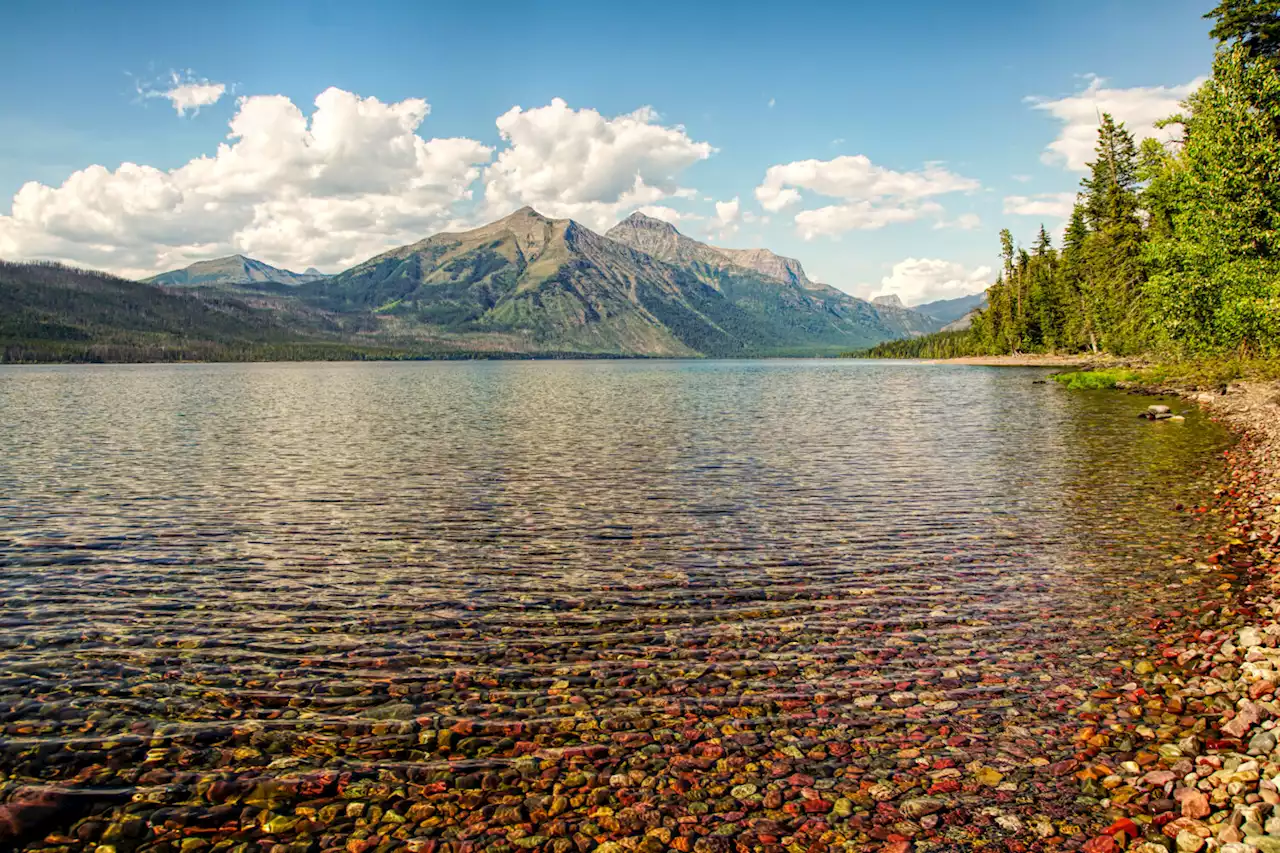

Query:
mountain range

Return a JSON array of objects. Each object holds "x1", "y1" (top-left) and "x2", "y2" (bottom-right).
[
  {"x1": 913, "y1": 291, "x2": 988, "y2": 325},
  {"x1": 145, "y1": 254, "x2": 327, "y2": 289},
  {"x1": 2, "y1": 208, "x2": 984, "y2": 362}
]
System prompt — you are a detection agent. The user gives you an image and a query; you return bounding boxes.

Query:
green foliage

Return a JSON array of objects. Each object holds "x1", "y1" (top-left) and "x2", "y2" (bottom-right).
[
  {"x1": 1145, "y1": 46, "x2": 1280, "y2": 355},
  {"x1": 856, "y1": 330, "x2": 988, "y2": 359},
  {"x1": 1051, "y1": 369, "x2": 1142, "y2": 390},
  {"x1": 1206, "y1": 0, "x2": 1280, "y2": 60}
]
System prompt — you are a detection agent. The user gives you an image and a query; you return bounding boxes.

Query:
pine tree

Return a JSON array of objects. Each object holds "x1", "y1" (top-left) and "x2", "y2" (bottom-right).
[
  {"x1": 1078, "y1": 114, "x2": 1147, "y2": 352},
  {"x1": 1206, "y1": 0, "x2": 1280, "y2": 61}
]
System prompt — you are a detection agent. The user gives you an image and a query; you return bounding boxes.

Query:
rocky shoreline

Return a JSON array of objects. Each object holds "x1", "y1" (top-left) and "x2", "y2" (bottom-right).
[{"x1": 1079, "y1": 380, "x2": 1280, "y2": 853}]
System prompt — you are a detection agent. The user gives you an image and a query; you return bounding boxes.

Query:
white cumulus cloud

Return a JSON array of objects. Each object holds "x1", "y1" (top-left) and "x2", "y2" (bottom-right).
[
  {"x1": 139, "y1": 70, "x2": 228, "y2": 116},
  {"x1": 0, "y1": 87, "x2": 493, "y2": 276},
  {"x1": 862, "y1": 257, "x2": 992, "y2": 306},
  {"x1": 708, "y1": 196, "x2": 742, "y2": 238},
  {"x1": 715, "y1": 197, "x2": 740, "y2": 226},
  {"x1": 482, "y1": 98, "x2": 714, "y2": 231},
  {"x1": 796, "y1": 201, "x2": 944, "y2": 240},
  {"x1": 755, "y1": 154, "x2": 979, "y2": 238},
  {"x1": 1003, "y1": 192, "x2": 1078, "y2": 218},
  {"x1": 1029, "y1": 75, "x2": 1204, "y2": 171}
]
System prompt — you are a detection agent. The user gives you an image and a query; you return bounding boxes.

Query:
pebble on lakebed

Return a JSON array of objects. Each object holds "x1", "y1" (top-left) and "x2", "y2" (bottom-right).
[{"x1": 1141, "y1": 404, "x2": 1187, "y2": 422}]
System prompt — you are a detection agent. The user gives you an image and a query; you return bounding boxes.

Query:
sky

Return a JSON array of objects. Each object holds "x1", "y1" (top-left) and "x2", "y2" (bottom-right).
[{"x1": 0, "y1": 0, "x2": 1215, "y2": 305}]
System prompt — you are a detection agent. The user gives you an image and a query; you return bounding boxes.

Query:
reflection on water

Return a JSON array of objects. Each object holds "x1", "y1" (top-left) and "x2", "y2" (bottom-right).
[{"x1": 0, "y1": 361, "x2": 1230, "y2": 850}]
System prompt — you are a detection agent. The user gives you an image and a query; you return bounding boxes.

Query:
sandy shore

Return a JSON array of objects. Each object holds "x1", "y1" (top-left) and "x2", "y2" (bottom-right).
[
  {"x1": 921, "y1": 354, "x2": 1109, "y2": 367},
  {"x1": 1080, "y1": 380, "x2": 1280, "y2": 853}
]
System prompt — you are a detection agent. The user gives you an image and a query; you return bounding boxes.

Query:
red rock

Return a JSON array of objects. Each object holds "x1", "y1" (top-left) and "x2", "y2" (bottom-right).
[
  {"x1": 1250, "y1": 680, "x2": 1275, "y2": 699},
  {"x1": 882, "y1": 843, "x2": 912, "y2": 853},
  {"x1": 1222, "y1": 702, "x2": 1261, "y2": 738},
  {"x1": 1082, "y1": 836, "x2": 1117, "y2": 853},
  {"x1": 1174, "y1": 787, "x2": 1210, "y2": 819},
  {"x1": 1162, "y1": 817, "x2": 1210, "y2": 839},
  {"x1": 1103, "y1": 818, "x2": 1139, "y2": 837}
]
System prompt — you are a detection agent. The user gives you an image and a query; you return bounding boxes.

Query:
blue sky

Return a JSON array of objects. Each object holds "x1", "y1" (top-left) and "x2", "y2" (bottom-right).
[{"x1": 0, "y1": 0, "x2": 1214, "y2": 304}]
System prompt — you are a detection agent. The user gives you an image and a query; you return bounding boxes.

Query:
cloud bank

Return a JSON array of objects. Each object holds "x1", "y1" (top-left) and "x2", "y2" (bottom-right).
[
  {"x1": 1, "y1": 92, "x2": 718, "y2": 276},
  {"x1": 0, "y1": 88, "x2": 493, "y2": 276}
]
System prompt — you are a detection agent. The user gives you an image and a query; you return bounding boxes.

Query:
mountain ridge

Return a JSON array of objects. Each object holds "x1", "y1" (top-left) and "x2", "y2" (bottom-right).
[
  {"x1": 914, "y1": 291, "x2": 988, "y2": 324},
  {"x1": 147, "y1": 254, "x2": 328, "y2": 288},
  {"x1": 4, "y1": 207, "x2": 946, "y2": 361},
  {"x1": 603, "y1": 212, "x2": 943, "y2": 341}
]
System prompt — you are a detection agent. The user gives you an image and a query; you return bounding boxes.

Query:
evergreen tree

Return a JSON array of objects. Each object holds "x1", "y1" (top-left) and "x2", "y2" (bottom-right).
[
  {"x1": 1079, "y1": 114, "x2": 1147, "y2": 352},
  {"x1": 1206, "y1": 0, "x2": 1280, "y2": 61},
  {"x1": 1145, "y1": 45, "x2": 1280, "y2": 353}
]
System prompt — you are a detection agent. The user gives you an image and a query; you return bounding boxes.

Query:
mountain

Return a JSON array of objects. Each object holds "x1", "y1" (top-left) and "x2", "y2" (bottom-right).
[
  {"x1": 914, "y1": 291, "x2": 988, "y2": 324},
  {"x1": 942, "y1": 309, "x2": 981, "y2": 332},
  {"x1": 304, "y1": 206, "x2": 711, "y2": 355},
  {"x1": 715, "y1": 247, "x2": 813, "y2": 288},
  {"x1": 603, "y1": 212, "x2": 944, "y2": 344},
  {"x1": 305, "y1": 208, "x2": 941, "y2": 356},
  {"x1": 146, "y1": 255, "x2": 328, "y2": 288},
  {"x1": 606, "y1": 213, "x2": 816, "y2": 288},
  {"x1": 872, "y1": 294, "x2": 905, "y2": 309}
]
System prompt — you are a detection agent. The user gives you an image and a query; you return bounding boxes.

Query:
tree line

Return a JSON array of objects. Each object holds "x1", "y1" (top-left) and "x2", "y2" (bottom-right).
[{"x1": 867, "y1": 0, "x2": 1280, "y2": 360}]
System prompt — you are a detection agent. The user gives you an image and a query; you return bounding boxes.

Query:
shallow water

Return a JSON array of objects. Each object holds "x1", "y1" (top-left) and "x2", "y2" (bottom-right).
[{"x1": 0, "y1": 360, "x2": 1233, "y2": 850}]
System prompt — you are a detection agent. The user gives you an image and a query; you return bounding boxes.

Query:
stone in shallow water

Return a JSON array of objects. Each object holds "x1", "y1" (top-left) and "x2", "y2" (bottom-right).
[
  {"x1": 899, "y1": 797, "x2": 945, "y2": 819},
  {"x1": 1248, "y1": 839, "x2": 1280, "y2": 853},
  {"x1": 1176, "y1": 831, "x2": 1206, "y2": 853},
  {"x1": 1241, "y1": 626, "x2": 1264, "y2": 648},
  {"x1": 1249, "y1": 730, "x2": 1277, "y2": 754},
  {"x1": 1223, "y1": 701, "x2": 1263, "y2": 737},
  {"x1": 1174, "y1": 786, "x2": 1210, "y2": 818}
]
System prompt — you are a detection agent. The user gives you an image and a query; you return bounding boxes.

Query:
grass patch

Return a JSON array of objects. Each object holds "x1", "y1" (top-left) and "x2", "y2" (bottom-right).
[
  {"x1": 1051, "y1": 368, "x2": 1142, "y2": 390},
  {"x1": 1134, "y1": 357, "x2": 1280, "y2": 387}
]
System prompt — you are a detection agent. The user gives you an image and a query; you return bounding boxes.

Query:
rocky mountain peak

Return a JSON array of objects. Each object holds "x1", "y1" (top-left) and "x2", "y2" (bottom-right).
[
  {"x1": 714, "y1": 247, "x2": 812, "y2": 288},
  {"x1": 499, "y1": 205, "x2": 554, "y2": 224},
  {"x1": 872, "y1": 294, "x2": 905, "y2": 309},
  {"x1": 618, "y1": 211, "x2": 679, "y2": 233}
]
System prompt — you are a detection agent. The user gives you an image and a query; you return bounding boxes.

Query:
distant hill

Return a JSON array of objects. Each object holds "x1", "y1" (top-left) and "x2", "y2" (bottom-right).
[
  {"x1": 0, "y1": 260, "x2": 298, "y2": 362},
  {"x1": 942, "y1": 310, "x2": 980, "y2": 332},
  {"x1": 914, "y1": 291, "x2": 988, "y2": 324},
  {"x1": 146, "y1": 255, "x2": 327, "y2": 288}
]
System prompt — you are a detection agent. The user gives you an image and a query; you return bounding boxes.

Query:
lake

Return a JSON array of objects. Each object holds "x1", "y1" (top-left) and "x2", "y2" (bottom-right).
[{"x1": 0, "y1": 360, "x2": 1232, "y2": 850}]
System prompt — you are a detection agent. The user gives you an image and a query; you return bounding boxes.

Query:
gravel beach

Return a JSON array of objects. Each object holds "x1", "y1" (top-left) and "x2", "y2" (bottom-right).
[{"x1": 1079, "y1": 381, "x2": 1280, "y2": 853}]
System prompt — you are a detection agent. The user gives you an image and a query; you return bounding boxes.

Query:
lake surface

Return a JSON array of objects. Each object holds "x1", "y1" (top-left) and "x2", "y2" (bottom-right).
[{"x1": 0, "y1": 360, "x2": 1233, "y2": 851}]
